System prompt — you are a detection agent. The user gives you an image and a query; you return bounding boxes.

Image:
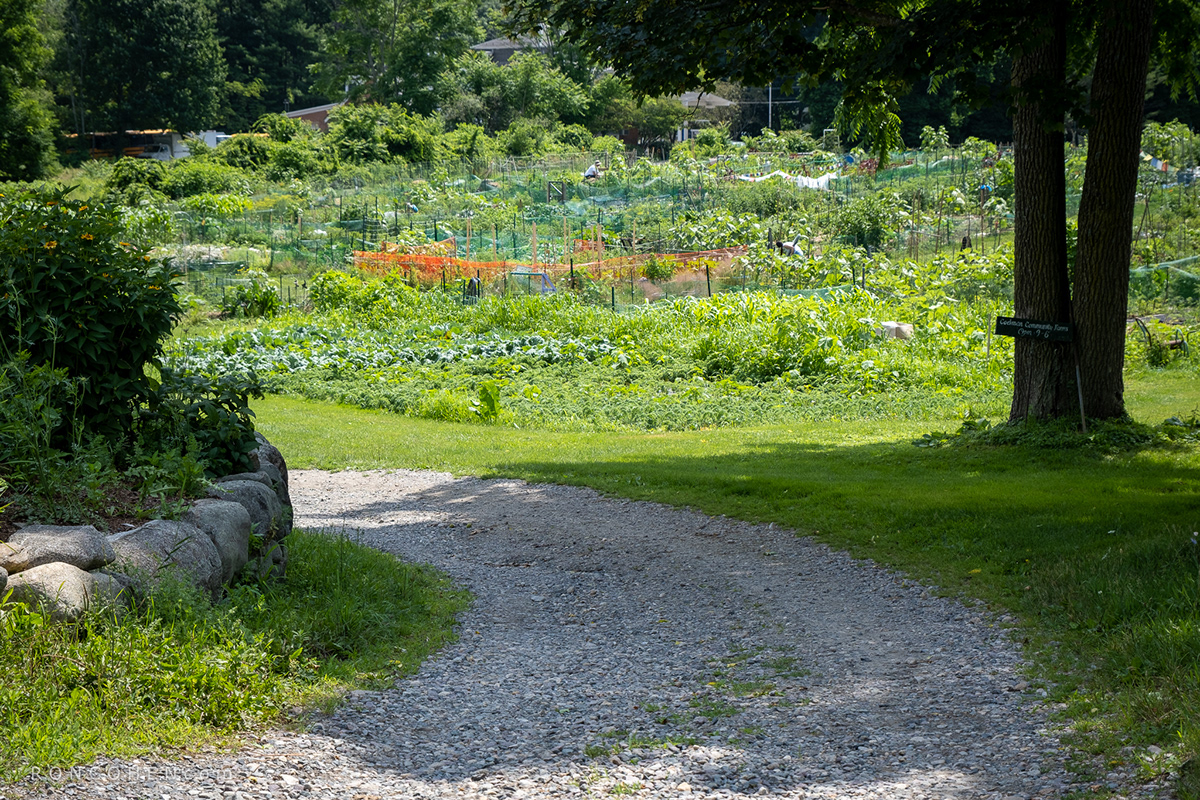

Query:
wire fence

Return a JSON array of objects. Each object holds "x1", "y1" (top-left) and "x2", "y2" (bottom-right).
[{"x1": 170, "y1": 144, "x2": 1200, "y2": 312}]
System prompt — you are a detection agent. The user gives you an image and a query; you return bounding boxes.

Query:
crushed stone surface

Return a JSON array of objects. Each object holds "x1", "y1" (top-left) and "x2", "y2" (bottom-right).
[{"x1": 15, "y1": 469, "x2": 1159, "y2": 799}]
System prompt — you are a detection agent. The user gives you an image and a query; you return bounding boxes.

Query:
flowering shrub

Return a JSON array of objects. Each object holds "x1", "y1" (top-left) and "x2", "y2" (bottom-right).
[{"x1": 0, "y1": 187, "x2": 181, "y2": 438}]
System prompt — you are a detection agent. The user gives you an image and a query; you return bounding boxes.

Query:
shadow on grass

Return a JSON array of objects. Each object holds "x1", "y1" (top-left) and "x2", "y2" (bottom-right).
[{"x1": 503, "y1": 437, "x2": 1200, "y2": 757}]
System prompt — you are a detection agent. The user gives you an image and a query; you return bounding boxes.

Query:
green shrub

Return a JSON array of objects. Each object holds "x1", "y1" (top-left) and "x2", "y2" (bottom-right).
[
  {"x1": 214, "y1": 134, "x2": 271, "y2": 170},
  {"x1": 180, "y1": 193, "x2": 253, "y2": 219},
  {"x1": 309, "y1": 270, "x2": 417, "y2": 314},
  {"x1": 105, "y1": 157, "x2": 168, "y2": 197},
  {"x1": 551, "y1": 123, "x2": 593, "y2": 151},
  {"x1": 220, "y1": 269, "x2": 282, "y2": 319},
  {"x1": 161, "y1": 160, "x2": 252, "y2": 199},
  {"x1": 142, "y1": 367, "x2": 264, "y2": 477},
  {"x1": 254, "y1": 113, "x2": 316, "y2": 143},
  {"x1": 497, "y1": 118, "x2": 550, "y2": 157},
  {"x1": 836, "y1": 190, "x2": 907, "y2": 248},
  {"x1": 266, "y1": 139, "x2": 323, "y2": 181},
  {"x1": 0, "y1": 188, "x2": 181, "y2": 439}
]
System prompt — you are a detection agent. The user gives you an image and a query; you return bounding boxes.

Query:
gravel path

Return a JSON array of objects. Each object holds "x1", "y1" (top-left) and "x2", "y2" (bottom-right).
[{"x1": 19, "y1": 469, "x2": 1099, "y2": 800}]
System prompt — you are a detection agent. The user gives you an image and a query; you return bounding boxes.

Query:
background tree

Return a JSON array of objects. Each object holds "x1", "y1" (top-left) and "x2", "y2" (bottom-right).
[
  {"x1": 214, "y1": 0, "x2": 326, "y2": 131},
  {"x1": 438, "y1": 50, "x2": 588, "y2": 133},
  {"x1": 314, "y1": 0, "x2": 481, "y2": 114},
  {"x1": 0, "y1": 0, "x2": 56, "y2": 180},
  {"x1": 506, "y1": 0, "x2": 1200, "y2": 422},
  {"x1": 55, "y1": 0, "x2": 225, "y2": 139}
]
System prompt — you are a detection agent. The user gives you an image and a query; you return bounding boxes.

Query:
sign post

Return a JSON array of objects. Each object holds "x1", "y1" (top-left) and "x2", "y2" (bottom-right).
[{"x1": 994, "y1": 316, "x2": 1087, "y2": 432}]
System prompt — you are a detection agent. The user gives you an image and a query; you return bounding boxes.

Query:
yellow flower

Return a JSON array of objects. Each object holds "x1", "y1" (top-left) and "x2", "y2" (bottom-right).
[
  {"x1": 81, "y1": 233, "x2": 94, "y2": 241},
  {"x1": 79, "y1": 205, "x2": 88, "y2": 211},
  {"x1": 118, "y1": 241, "x2": 131, "y2": 247},
  {"x1": 43, "y1": 240, "x2": 57, "y2": 250}
]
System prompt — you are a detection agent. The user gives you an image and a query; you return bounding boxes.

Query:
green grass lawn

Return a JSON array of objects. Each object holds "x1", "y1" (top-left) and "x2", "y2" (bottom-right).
[{"x1": 254, "y1": 367, "x2": 1200, "y2": 796}]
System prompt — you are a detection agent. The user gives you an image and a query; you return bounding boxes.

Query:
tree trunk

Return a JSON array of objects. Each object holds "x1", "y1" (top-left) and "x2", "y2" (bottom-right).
[
  {"x1": 1074, "y1": 0, "x2": 1156, "y2": 419},
  {"x1": 1009, "y1": 3, "x2": 1073, "y2": 421}
]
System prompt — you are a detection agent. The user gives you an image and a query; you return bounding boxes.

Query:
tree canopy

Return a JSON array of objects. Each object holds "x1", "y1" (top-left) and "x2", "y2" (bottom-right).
[
  {"x1": 56, "y1": 0, "x2": 226, "y2": 137},
  {"x1": 0, "y1": 0, "x2": 56, "y2": 180}
]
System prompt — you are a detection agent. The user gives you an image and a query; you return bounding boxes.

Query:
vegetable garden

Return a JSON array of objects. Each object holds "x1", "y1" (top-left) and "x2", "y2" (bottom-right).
[{"x1": 139, "y1": 122, "x2": 1200, "y2": 435}]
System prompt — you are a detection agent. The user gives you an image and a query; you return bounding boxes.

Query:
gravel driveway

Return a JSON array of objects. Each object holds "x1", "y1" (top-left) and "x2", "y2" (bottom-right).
[{"x1": 19, "y1": 469, "x2": 1092, "y2": 800}]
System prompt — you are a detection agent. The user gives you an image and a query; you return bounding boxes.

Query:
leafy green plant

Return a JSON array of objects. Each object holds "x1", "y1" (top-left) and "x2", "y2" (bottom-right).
[
  {"x1": 642, "y1": 254, "x2": 677, "y2": 282},
  {"x1": 471, "y1": 379, "x2": 502, "y2": 420},
  {"x1": 0, "y1": 187, "x2": 182, "y2": 439},
  {"x1": 142, "y1": 367, "x2": 265, "y2": 477},
  {"x1": 220, "y1": 269, "x2": 282, "y2": 319}
]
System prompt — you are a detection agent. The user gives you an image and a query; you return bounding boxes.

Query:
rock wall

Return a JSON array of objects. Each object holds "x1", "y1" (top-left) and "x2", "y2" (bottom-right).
[{"x1": 0, "y1": 435, "x2": 292, "y2": 622}]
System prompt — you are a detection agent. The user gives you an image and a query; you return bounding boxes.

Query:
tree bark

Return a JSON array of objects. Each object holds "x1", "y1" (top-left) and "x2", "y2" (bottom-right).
[
  {"x1": 1009, "y1": 3, "x2": 1073, "y2": 421},
  {"x1": 1074, "y1": 0, "x2": 1156, "y2": 419}
]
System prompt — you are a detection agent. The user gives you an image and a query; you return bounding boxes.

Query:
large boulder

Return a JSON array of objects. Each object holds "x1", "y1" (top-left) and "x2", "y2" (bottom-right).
[
  {"x1": 1, "y1": 566, "x2": 7, "y2": 595},
  {"x1": 89, "y1": 569, "x2": 133, "y2": 615},
  {"x1": 184, "y1": 499, "x2": 251, "y2": 585},
  {"x1": 219, "y1": 465, "x2": 289, "y2": 507},
  {"x1": 253, "y1": 433, "x2": 288, "y2": 486},
  {"x1": 108, "y1": 519, "x2": 223, "y2": 599},
  {"x1": 0, "y1": 525, "x2": 116, "y2": 574},
  {"x1": 6, "y1": 562, "x2": 98, "y2": 623},
  {"x1": 206, "y1": 480, "x2": 284, "y2": 544}
]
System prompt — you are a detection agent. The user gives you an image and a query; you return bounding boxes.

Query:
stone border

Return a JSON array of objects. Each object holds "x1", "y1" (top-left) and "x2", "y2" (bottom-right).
[{"x1": 0, "y1": 433, "x2": 292, "y2": 622}]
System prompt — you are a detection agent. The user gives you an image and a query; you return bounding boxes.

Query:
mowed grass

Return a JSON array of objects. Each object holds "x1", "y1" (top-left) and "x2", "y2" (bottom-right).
[{"x1": 255, "y1": 368, "x2": 1200, "y2": 793}]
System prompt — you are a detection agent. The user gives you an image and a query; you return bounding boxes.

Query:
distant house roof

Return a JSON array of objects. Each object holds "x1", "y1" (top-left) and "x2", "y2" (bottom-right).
[
  {"x1": 470, "y1": 35, "x2": 549, "y2": 65},
  {"x1": 285, "y1": 101, "x2": 345, "y2": 133}
]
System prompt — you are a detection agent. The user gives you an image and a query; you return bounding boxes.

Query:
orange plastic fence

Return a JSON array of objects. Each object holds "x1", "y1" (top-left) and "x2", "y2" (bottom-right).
[{"x1": 354, "y1": 244, "x2": 746, "y2": 286}]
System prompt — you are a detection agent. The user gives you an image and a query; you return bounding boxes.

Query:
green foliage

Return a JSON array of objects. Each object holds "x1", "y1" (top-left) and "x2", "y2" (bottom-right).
[
  {"x1": 104, "y1": 157, "x2": 168, "y2": 201},
  {"x1": 748, "y1": 128, "x2": 819, "y2": 153},
  {"x1": 0, "y1": 353, "x2": 85, "y2": 513},
  {"x1": 170, "y1": 249, "x2": 1013, "y2": 433},
  {"x1": 552, "y1": 122, "x2": 593, "y2": 151},
  {"x1": 438, "y1": 50, "x2": 588, "y2": 134},
  {"x1": 309, "y1": 270, "x2": 418, "y2": 315},
  {"x1": 436, "y1": 123, "x2": 495, "y2": 162},
  {"x1": 642, "y1": 254, "x2": 678, "y2": 282},
  {"x1": 143, "y1": 367, "x2": 264, "y2": 477},
  {"x1": 497, "y1": 118, "x2": 551, "y2": 157},
  {"x1": 327, "y1": 104, "x2": 441, "y2": 165},
  {"x1": 59, "y1": 0, "x2": 225, "y2": 135},
  {"x1": 919, "y1": 125, "x2": 950, "y2": 154},
  {"x1": 265, "y1": 139, "x2": 324, "y2": 181},
  {"x1": 220, "y1": 269, "x2": 282, "y2": 319},
  {"x1": 0, "y1": 0, "x2": 56, "y2": 181},
  {"x1": 0, "y1": 188, "x2": 181, "y2": 439},
  {"x1": 180, "y1": 193, "x2": 253, "y2": 219},
  {"x1": 161, "y1": 160, "x2": 252, "y2": 199},
  {"x1": 255, "y1": 113, "x2": 316, "y2": 143},
  {"x1": 836, "y1": 190, "x2": 907, "y2": 248},
  {"x1": 214, "y1": 134, "x2": 271, "y2": 170}
]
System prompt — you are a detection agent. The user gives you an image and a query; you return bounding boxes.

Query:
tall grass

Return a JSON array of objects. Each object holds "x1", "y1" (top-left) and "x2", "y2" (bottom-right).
[{"x1": 0, "y1": 529, "x2": 467, "y2": 781}]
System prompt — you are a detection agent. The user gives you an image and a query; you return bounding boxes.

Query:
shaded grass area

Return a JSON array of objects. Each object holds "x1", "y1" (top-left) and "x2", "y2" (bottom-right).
[
  {"x1": 254, "y1": 368, "x2": 1200, "y2": 792},
  {"x1": 0, "y1": 530, "x2": 467, "y2": 782}
]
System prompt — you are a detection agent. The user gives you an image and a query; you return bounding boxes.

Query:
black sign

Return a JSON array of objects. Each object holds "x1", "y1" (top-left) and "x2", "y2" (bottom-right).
[{"x1": 994, "y1": 316, "x2": 1073, "y2": 342}]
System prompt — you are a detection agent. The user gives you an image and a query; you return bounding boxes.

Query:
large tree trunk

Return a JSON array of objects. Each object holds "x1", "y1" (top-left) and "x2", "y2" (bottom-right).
[
  {"x1": 1009, "y1": 3, "x2": 1073, "y2": 421},
  {"x1": 1073, "y1": 0, "x2": 1156, "y2": 420}
]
